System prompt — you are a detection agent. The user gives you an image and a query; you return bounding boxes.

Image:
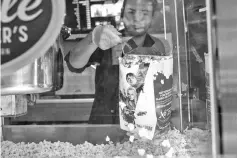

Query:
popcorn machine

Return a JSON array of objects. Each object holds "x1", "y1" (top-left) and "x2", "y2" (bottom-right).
[{"x1": 2, "y1": 0, "x2": 237, "y2": 157}]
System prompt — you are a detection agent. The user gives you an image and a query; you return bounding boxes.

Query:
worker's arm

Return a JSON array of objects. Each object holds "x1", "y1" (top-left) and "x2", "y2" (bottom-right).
[
  {"x1": 66, "y1": 25, "x2": 122, "y2": 70},
  {"x1": 69, "y1": 32, "x2": 98, "y2": 69}
]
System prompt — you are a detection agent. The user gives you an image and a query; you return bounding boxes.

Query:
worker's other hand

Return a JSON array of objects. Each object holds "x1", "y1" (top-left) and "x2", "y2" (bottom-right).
[{"x1": 92, "y1": 25, "x2": 122, "y2": 50}]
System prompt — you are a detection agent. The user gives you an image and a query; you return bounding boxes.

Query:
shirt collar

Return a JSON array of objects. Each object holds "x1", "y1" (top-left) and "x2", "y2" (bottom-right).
[
  {"x1": 120, "y1": 29, "x2": 155, "y2": 47},
  {"x1": 119, "y1": 30, "x2": 155, "y2": 53},
  {"x1": 143, "y1": 33, "x2": 155, "y2": 47}
]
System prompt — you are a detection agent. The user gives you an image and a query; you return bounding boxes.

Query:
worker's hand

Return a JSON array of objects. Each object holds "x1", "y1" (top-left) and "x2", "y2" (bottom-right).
[{"x1": 92, "y1": 25, "x2": 122, "y2": 50}]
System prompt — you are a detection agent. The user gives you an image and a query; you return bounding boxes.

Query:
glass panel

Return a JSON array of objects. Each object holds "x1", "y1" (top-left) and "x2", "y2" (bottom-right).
[
  {"x1": 1, "y1": 0, "x2": 217, "y2": 157},
  {"x1": 214, "y1": 0, "x2": 237, "y2": 155},
  {"x1": 184, "y1": 0, "x2": 208, "y2": 129}
]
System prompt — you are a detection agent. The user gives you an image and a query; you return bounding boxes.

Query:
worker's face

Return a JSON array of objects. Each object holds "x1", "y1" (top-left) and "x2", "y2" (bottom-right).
[
  {"x1": 122, "y1": 0, "x2": 154, "y2": 36},
  {"x1": 127, "y1": 75, "x2": 137, "y2": 86},
  {"x1": 127, "y1": 89, "x2": 136, "y2": 100}
]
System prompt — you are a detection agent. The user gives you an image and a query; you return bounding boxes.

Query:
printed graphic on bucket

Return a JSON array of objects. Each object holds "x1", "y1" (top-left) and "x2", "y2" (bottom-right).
[
  {"x1": 119, "y1": 54, "x2": 173, "y2": 139},
  {"x1": 153, "y1": 56, "x2": 173, "y2": 132}
]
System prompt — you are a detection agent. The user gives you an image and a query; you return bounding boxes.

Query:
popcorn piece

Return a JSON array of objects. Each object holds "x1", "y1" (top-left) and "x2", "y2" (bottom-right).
[
  {"x1": 143, "y1": 58, "x2": 150, "y2": 63},
  {"x1": 138, "y1": 128, "x2": 147, "y2": 137},
  {"x1": 146, "y1": 154, "x2": 154, "y2": 158},
  {"x1": 161, "y1": 79, "x2": 164, "y2": 84},
  {"x1": 137, "y1": 149, "x2": 145, "y2": 156},
  {"x1": 161, "y1": 140, "x2": 171, "y2": 148},
  {"x1": 129, "y1": 136, "x2": 135, "y2": 142},
  {"x1": 192, "y1": 128, "x2": 204, "y2": 133},
  {"x1": 128, "y1": 123, "x2": 135, "y2": 131},
  {"x1": 165, "y1": 147, "x2": 174, "y2": 158},
  {"x1": 105, "y1": 136, "x2": 110, "y2": 142}
]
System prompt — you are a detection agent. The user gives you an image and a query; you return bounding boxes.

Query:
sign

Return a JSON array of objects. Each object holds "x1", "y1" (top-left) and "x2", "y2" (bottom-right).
[
  {"x1": 65, "y1": 0, "x2": 91, "y2": 30},
  {"x1": 1, "y1": 0, "x2": 65, "y2": 76}
]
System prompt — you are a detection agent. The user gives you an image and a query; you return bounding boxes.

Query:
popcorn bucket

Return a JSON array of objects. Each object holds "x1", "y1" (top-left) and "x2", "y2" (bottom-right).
[{"x1": 119, "y1": 53, "x2": 173, "y2": 140}]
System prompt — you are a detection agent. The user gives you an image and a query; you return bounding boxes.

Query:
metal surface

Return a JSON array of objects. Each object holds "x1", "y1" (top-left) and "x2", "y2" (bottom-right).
[
  {"x1": 1, "y1": 117, "x2": 4, "y2": 141},
  {"x1": 1, "y1": 42, "x2": 63, "y2": 95},
  {"x1": 206, "y1": 0, "x2": 220, "y2": 156},
  {"x1": 0, "y1": 95, "x2": 28, "y2": 117},
  {"x1": 1, "y1": 1, "x2": 65, "y2": 77},
  {"x1": 215, "y1": 0, "x2": 237, "y2": 155},
  {"x1": 2, "y1": 125, "x2": 127, "y2": 145},
  {"x1": 36, "y1": 98, "x2": 94, "y2": 104},
  {"x1": 180, "y1": 0, "x2": 192, "y2": 128},
  {"x1": 174, "y1": 0, "x2": 184, "y2": 133}
]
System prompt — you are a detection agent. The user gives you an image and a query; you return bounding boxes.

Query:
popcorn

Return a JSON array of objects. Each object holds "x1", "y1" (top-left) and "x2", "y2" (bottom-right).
[
  {"x1": 161, "y1": 79, "x2": 164, "y2": 84},
  {"x1": 105, "y1": 136, "x2": 110, "y2": 142},
  {"x1": 137, "y1": 149, "x2": 145, "y2": 156},
  {"x1": 161, "y1": 140, "x2": 171, "y2": 148},
  {"x1": 192, "y1": 128, "x2": 204, "y2": 133},
  {"x1": 129, "y1": 136, "x2": 135, "y2": 142},
  {"x1": 128, "y1": 124, "x2": 135, "y2": 131},
  {"x1": 146, "y1": 154, "x2": 154, "y2": 158},
  {"x1": 1, "y1": 128, "x2": 212, "y2": 157},
  {"x1": 165, "y1": 147, "x2": 174, "y2": 158}
]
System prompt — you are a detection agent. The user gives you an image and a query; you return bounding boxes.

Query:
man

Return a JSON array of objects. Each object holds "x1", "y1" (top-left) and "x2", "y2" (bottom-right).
[
  {"x1": 126, "y1": 73, "x2": 137, "y2": 87},
  {"x1": 65, "y1": 0, "x2": 166, "y2": 124},
  {"x1": 126, "y1": 87, "x2": 137, "y2": 110},
  {"x1": 126, "y1": 73, "x2": 144, "y2": 94},
  {"x1": 121, "y1": 87, "x2": 137, "y2": 125}
]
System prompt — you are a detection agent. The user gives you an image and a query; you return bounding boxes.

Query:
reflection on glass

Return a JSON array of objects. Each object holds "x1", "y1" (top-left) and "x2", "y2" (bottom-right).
[{"x1": 1, "y1": 0, "x2": 215, "y2": 157}]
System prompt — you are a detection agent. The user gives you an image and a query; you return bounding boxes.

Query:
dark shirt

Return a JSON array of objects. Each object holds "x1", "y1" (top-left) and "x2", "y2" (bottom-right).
[{"x1": 64, "y1": 33, "x2": 166, "y2": 124}]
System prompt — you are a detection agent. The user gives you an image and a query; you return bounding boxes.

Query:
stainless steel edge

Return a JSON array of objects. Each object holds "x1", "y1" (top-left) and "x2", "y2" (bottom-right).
[
  {"x1": 206, "y1": 0, "x2": 220, "y2": 156},
  {"x1": 36, "y1": 98, "x2": 95, "y2": 104}
]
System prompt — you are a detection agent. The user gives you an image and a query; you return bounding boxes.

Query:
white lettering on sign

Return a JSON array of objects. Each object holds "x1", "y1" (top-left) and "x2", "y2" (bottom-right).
[
  {"x1": 1, "y1": 25, "x2": 28, "y2": 44},
  {"x1": 2, "y1": 27, "x2": 12, "y2": 43},
  {"x1": 19, "y1": 26, "x2": 28, "y2": 42},
  {"x1": 1, "y1": 48, "x2": 11, "y2": 55},
  {"x1": 1, "y1": 0, "x2": 43, "y2": 23}
]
